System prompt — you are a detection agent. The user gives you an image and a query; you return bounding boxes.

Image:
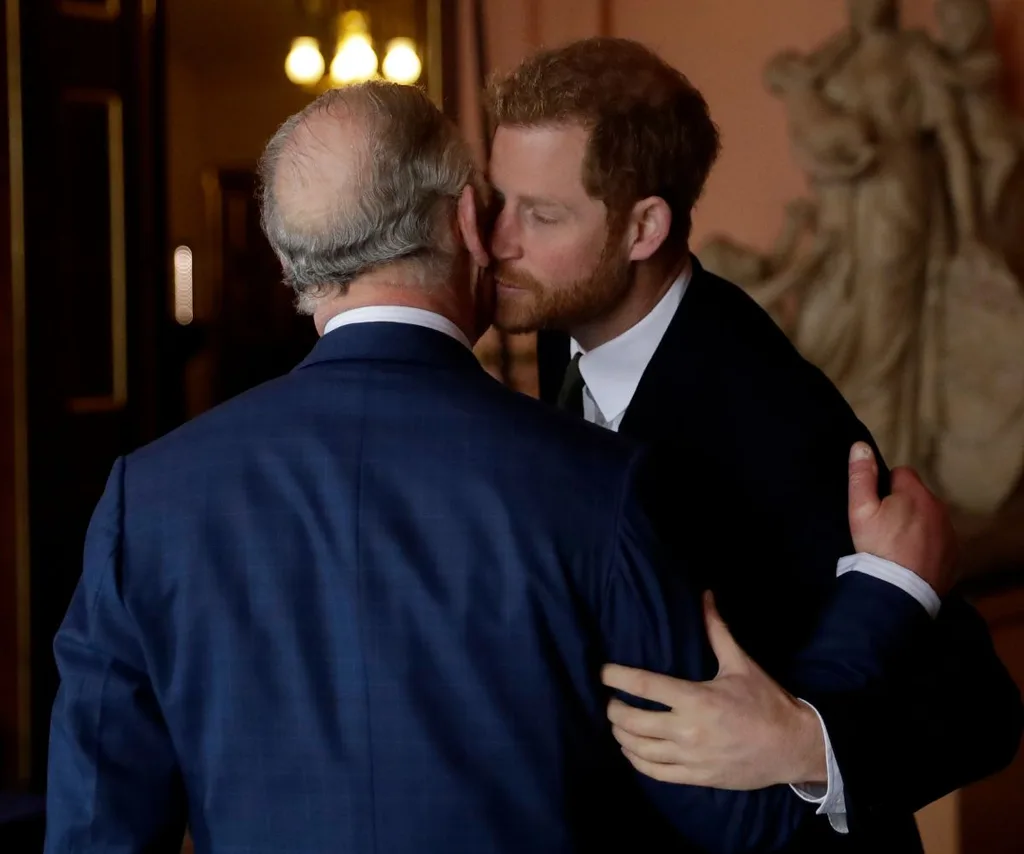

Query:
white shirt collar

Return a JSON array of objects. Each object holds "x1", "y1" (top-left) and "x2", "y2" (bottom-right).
[
  {"x1": 323, "y1": 305, "x2": 472, "y2": 350},
  {"x1": 570, "y1": 264, "x2": 691, "y2": 426}
]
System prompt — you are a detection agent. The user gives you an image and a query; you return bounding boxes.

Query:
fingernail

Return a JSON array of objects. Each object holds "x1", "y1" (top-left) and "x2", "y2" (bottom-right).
[{"x1": 850, "y1": 442, "x2": 872, "y2": 463}]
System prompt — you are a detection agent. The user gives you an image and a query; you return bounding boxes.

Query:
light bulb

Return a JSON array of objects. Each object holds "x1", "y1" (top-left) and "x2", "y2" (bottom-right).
[
  {"x1": 330, "y1": 32, "x2": 378, "y2": 85},
  {"x1": 285, "y1": 37, "x2": 325, "y2": 86},
  {"x1": 382, "y1": 38, "x2": 421, "y2": 84}
]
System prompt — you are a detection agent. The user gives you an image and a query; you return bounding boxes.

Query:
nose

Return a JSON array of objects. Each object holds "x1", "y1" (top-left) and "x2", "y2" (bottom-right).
[{"x1": 490, "y1": 207, "x2": 521, "y2": 262}]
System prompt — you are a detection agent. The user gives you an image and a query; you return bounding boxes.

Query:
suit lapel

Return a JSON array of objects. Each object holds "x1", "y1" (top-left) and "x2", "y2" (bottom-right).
[{"x1": 618, "y1": 260, "x2": 711, "y2": 440}]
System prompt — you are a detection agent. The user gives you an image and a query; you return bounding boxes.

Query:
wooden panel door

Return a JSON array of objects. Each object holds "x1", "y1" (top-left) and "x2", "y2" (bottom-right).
[{"x1": 19, "y1": 0, "x2": 175, "y2": 785}]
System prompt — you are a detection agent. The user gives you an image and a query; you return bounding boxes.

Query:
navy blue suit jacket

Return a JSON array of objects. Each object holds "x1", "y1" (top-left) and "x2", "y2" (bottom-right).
[{"x1": 46, "y1": 322, "x2": 929, "y2": 854}]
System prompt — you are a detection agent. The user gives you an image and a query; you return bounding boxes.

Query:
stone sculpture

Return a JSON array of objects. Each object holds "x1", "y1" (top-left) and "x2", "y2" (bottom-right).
[{"x1": 700, "y1": 0, "x2": 1024, "y2": 515}]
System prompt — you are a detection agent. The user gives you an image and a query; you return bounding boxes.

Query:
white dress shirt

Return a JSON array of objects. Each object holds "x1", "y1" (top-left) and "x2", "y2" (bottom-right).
[
  {"x1": 568, "y1": 266, "x2": 941, "y2": 833},
  {"x1": 571, "y1": 269, "x2": 690, "y2": 430}
]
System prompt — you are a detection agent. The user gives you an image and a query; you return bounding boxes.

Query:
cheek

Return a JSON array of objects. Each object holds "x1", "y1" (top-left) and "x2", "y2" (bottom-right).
[{"x1": 521, "y1": 231, "x2": 604, "y2": 285}]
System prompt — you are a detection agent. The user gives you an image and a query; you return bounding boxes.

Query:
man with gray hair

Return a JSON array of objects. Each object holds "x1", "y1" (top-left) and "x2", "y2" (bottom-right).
[
  {"x1": 44, "y1": 81, "x2": 958, "y2": 854},
  {"x1": 258, "y1": 81, "x2": 491, "y2": 330}
]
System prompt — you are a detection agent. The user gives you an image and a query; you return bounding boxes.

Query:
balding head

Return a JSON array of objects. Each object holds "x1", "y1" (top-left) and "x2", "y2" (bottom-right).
[
  {"x1": 259, "y1": 82, "x2": 478, "y2": 312},
  {"x1": 270, "y1": 99, "x2": 371, "y2": 238}
]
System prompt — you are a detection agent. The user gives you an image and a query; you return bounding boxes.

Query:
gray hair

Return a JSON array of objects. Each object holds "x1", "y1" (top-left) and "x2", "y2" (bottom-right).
[{"x1": 258, "y1": 82, "x2": 476, "y2": 305}]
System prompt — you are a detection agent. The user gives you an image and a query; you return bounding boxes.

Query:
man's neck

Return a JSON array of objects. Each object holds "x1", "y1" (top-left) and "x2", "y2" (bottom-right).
[
  {"x1": 314, "y1": 269, "x2": 475, "y2": 343},
  {"x1": 570, "y1": 250, "x2": 690, "y2": 352}
]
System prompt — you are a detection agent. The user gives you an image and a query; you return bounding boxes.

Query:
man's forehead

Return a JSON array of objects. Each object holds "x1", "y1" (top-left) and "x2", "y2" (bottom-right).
[{"x1": 488, "y1": 123, "x2": 588, "y2": 192}]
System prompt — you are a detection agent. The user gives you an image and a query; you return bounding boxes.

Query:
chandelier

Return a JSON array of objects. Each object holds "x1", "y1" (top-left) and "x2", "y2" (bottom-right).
[{"x1": 284, "y1": 5, "x2": 422, "y2": 90}]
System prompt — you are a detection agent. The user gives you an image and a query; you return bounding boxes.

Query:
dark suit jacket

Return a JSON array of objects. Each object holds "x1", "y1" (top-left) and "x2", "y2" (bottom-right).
[
  {"x1": 538, "y1": 260, "x2": 1024, "y2": 851},
  {"x1": 44, "y1": 321, "x2": 942, "y2": 854}
]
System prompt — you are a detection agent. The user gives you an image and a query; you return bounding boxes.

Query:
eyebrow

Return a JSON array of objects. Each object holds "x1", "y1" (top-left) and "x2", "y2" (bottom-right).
[
  {"x1": 487, "y1": 180, "x2": 570, "y2": 211},
  {"x1": 519, "y1": 195, "x2": 568, "y2": 210}
]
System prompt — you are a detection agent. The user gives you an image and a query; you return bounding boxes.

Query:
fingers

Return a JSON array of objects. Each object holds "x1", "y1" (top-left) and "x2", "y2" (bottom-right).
[
  {"x1": 848, "y1": 442, "x2": 881, "y2": 527},
  {"x1": 620, "y1": 748, "x2": 695, "y2": 785},
  {"x1": 702, "y1": 592, "x2": 748, "y2": 675},
  {"x1": 606, "y1": 698, "x2": 675, "y2": 739},
  {"x1": 611, "y1": 726, "x2": 680, "y2": 765},
  {"x1": 601, "y1": 664, "x2": 691, "y2": 707}
]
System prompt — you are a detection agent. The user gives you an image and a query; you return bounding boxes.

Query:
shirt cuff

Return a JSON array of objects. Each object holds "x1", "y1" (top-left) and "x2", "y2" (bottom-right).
[
  {"x1": 790, "y1": 700, "x2": 849, "y2": 834},
  {"x1": 836, "y1": 553, "x2": 941, "y2": 619}
]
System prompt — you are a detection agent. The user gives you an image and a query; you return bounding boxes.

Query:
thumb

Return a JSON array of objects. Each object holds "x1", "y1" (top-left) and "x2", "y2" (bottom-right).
[
  {"x1": 703, "y1": 591, "x2": 748, "y2": 675},
  {"x1": 848, "y1": 442, "x2": 881, "y2": 529}
]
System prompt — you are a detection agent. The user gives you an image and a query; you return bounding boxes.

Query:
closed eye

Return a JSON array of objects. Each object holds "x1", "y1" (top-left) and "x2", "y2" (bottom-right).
[{"x1": 527, "y1": 209, "x2": 559, "y2": 225}]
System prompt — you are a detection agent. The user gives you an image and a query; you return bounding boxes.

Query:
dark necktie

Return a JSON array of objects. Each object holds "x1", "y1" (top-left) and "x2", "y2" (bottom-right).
[{"x1": 556, "y1": 352, "x2": 584, "y2": 415}]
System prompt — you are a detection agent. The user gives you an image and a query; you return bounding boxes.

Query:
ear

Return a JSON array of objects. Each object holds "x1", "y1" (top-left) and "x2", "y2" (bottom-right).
[
  {"x1": 457, "y1": 185, "x2": 490, "y2": 269},
  {"x1": 625, "y1": 197, "x2": 672, "y2": 263}
]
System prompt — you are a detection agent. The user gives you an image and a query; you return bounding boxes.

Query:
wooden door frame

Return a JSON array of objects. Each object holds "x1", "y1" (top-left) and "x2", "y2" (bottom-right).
[{"x1": 0, "y1": 0, "x2": 31, "y2": 788}]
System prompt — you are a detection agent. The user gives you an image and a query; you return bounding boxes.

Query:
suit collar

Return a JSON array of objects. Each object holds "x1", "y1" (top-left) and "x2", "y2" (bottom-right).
[{"x1": 297, "y1": 320, "x2": 483, "y2": 374}]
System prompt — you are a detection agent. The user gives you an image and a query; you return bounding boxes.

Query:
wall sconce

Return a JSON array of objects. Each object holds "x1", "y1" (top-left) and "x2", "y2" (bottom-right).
[{"x1": 284, "y1": 8, "x2": 422, "y2": 90}]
